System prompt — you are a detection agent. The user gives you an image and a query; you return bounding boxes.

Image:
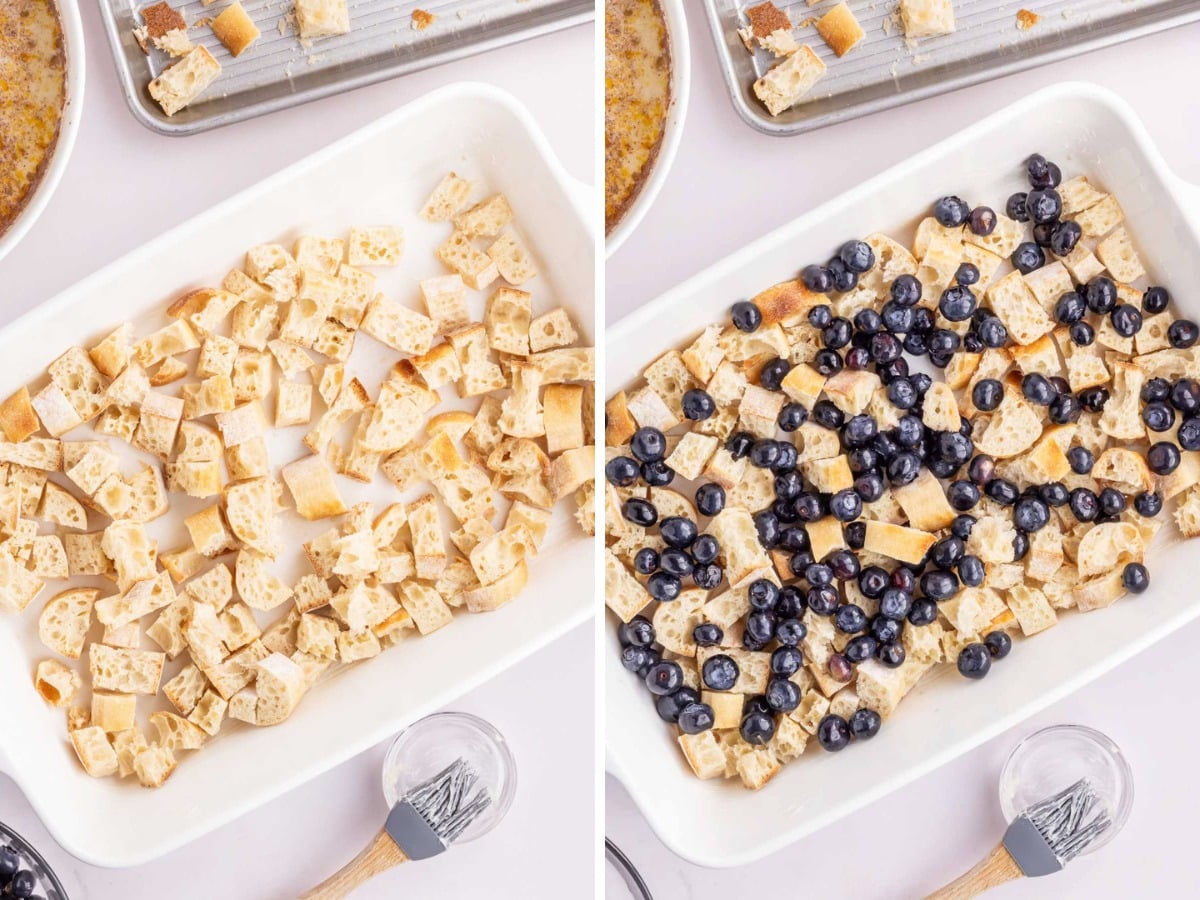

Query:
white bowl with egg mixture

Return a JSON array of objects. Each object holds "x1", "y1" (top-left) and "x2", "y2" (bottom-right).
[{"x1": 0, "y1": 0, "x2": 86, "y2": 266}]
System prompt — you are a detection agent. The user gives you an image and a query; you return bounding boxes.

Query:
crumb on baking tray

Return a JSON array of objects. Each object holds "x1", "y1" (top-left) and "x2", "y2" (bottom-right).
[
  {"x1": 1017, "y1": 9, "x2": 1040, "y2": 30},
  {"x1": 412, "y1": 9, "x2": 436, "y2": 30}
]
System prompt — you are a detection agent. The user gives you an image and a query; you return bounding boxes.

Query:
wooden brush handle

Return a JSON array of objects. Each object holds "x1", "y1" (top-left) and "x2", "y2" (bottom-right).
[
  {"x1": 299, "y1": 828, "x2": 409, "y2": 900},
  {"x1": 925, "y1": 842, "x2": 1024, "y2": 900}
]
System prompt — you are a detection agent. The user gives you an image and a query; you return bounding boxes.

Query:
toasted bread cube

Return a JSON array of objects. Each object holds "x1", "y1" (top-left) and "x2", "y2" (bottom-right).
[
  {"x1": 149, "y1": 45, "x2": 221, "y2": 117},
  {"x1": 71, "y1": 726, "x2": 119, "y2": 777},
  {"x1": 295, "y1": 0, "x2": 349, "y2": 38},
  {"x1": 753, "y1": 45, "x2": 825, "y2": 116}
]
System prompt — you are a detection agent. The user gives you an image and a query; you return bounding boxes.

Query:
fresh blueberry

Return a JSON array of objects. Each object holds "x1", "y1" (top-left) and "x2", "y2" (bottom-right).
[
  {"x1": 880, "y1": 300, "x2": 915, "y2": 335},
  {"x1": 1085, "y1": 277, "x2": 1117, "y2": 314},
  {"x1": 620, "y1": 645, "x2": 651, "y2": 673},
  {"x1": 793, "y1": 492, "x2": 822, "y2": 523},
  {"x1": 660, "y1": 516, "x2": 698, "y2": 549},
  {"x1": 622, "y1": 498, "x2": 657, "y2": 527},
  {"x1": 957, "y1": 643, "x2": 992, "y2": 679},
  {"x1": 849, "y1": 708, "x2": 882, "y2": 740},
  {"x1": 1142, "y1": 376, "x2": 1171, "y2": 402},
  {"x1": 1070, "y1": 321, "x2": 1095, "y2": 346},
  {"x1": 1070, "y1": 487, "x2": 1100, "y2": 521},
  {"x1": 693, "y1": 622, "x2": 723, "y2": 647},
  {"x1": 971, "y1": 378, "x2": 1003, "y2": 412},
  {"x1": 817, "y1": 714, "x2": 852, "y2": 751},
  {"x1": 879, "y1": 588, "x2": 912, "y2": 621},
  {"x1": 962, "y1": 333, "x2": 985, "y2": 354},
  {"x1": 985, "y1": 478, "x2": 1018, "y2": 506},
  {"x1": 978, "y1": 315, "x2": 1008, "y2": 348},
  {"x1": 940, "y1": 285, "x2": 977, "y2": 322},
  {"x1": 842, "y1": 413, "x2": 879, "y2": 446},
  {"x1": 754, "y1": 510, "x2": 781, "y2": 550},
  {"x1": 843, "y1": 634, "x2": 877, "y2": 664},
  {"x1": 702, "y1": 654, "x2": 739, "y2": 690},
  {"x1": 1022, "y1": 373, "x2": 1056, "y2": 406},
  {"x1": 871, "y1": 332, "x2": 903, "y2": 365},
  {"x1": 828, "y1": 256, "x2": 859, "y2": 292},
  {"x1": 858, "y1": 566, "x2": 888, "y2": 599},
  {"x1": 630, "y1": 427, "x2": 666, "y2": 462},
  {"x1": 1078, "y1": 386, "x2": 1108, "y2": 412},
  {"x1": 745, "y1": 611, "x2": 777, "y2": 648},
  {"x1": 778, "y1": 402, "x2": 808, "y2": 432},
  {"x1": 773, "y1": 618, "x2": 805, "y2": 648},
  {"x1": 749, "y1": 439, "x2": 782, "y2": 469},
  {"x1": 1049, "y1": 220, "x2": 1081, "y2": 256},
  {"x1": 890, "y1": 274, "x2": 922, "y2": 307},
  {"x1": 691, "y1": 534, "x2": 719, "y2": 565},
  {"x1": 1054, "y1": 290, "x2": 1087, "y2": 324},
  {"x1": 772, "y1": 442, "x2": 798, "y2": 472},
  {"x1": 1025, "y1": 188, "x2": 1062, "y2": 224},
  {"x1": 1098, "y1": 487, "x2": 1126, "y2": 519},
  {"x1": 681, "y1": 388, "x2": 716, "y2": 420},
  {"x1": 0, "y1": 846, "x2": 20, "y2": 880},
  {"x1": 759, "y1": 357, "x2": 791, "y2": 391},
  {"x1": 765, "y1": 646, "x2": 804, "y2": 682},
  {"x1": 854, "y1": 472, "x2": 885, "y2": 503},
  {"x1": 1173, "y1": 379, "x2": 1200, "y2": 414},
  {"x1": 928, "y1": 328, "x2": 961, "y2": 358},
  {"x1": 1122, "y1": 562, "x2": 1150, "y2": 594},
  {"x1": 1170, "y1": 320, "x2": 1199, "y2": 348},
  {"x1": 695, "y1": 484, "x2": 727, "y2": 520},
  {"x1": 829, "y1": 489, "x2": 863, "y2": 522},
  {"x1": 1135, "y1": 491, "x2": 1163, "y2": 517},
  {"x1": 660, "y1": 548, "x2": 694, "y2": 578},
  {"x1": 747, "y1": 579, "x2": 780, "y2": 612},
  {"x1": 906, "y1": 598, "x2": 937, "y2": 627},
  {"x1": 840, "y1": 240, "x2": 875, "y2": 273},
  {"x1": 958, "y1": 554, "x2": 985, "y2": 587},
  {"x1": 730, "y1": 301, "x2": 762, "y2": 332},
  {"x1": 620, "y1": 615, "x2": 655, "y2": 647},
  {"x1": 8, "y1": 871, "x2": 35, "y2": 899},
  {"x1": 640, "y1": 460, "x2": 674, "y2": 487},
  {"x1": 677, "y1": 702, "x2": 715, "y2": 734},
  {"x1": 1027, "y1": 154, "x2": 1062, "y2": 189},
  {"x1": 1147, "y1": 442, "x2": 1181, "y2": 475},
  {"x1": 951, "y1": 514, "x2": 976, "y2": 541},
  {"x1": 823, "y1": 317, "x2": 853, "y2": 350},
  {"x1": 968, "y1": 455, "x2": 995, "y2": 485},
  {"x1": 984, "y1": 630, "x2": 1012, "y2": 659},
  {"x1": 933, "y1": 195, "x2": 971, "y2": 227},
  {"x1": 1040, "y1": 482, "x2": 1069, "y2": 507},
  {"x1": 954, "y1": 262, "x2": 981, "y2": 287},
  {"x1": 920, "y1": 569, "x2": 960, "y2": 601},
  {"x1": 968, "y1": 206, "x2": 997, "y2": 236},
  {"x1": 930, "y1": 535, "x2": 965, "y2": 570},
  {"x1": 605, "y1": 456, "x2": 639, "y2": 487},
  {"x1": 1142, "y1": 286, "x2": 1170, "y2": 314},
  {"x1": 693, "y1": 563, "x2": 723, "y2": 589},
  {"x1": 887, "y1": 451, "x2": 921, "y2": 487},
  {"x1": 1006, "y1": 192, "x2": 1030, "y2": 222},
  {"x1": 803, "y1": 265, "x2": 834, "y2": 294},
  {"x1": 812, "y1": 400, "x2": 845, "y2": 431},
  {"x1": 896, "y1": 415, "x2": 924, "y2": 448},
  {"x1": 876, "y1": 642, "x2": 906, "y2": 668},
  {"x1": 845, "y1": 521, "x2": 867, "y2": 550},
  {"x1": 1111, "y1": 304, "x2": 1142, "y2": 338},
  {"x1": 854, "y1": 309, "x2": 883, "y2": 336},
  {"x1": 814, "y1": 349, "x2": 844, "y2": 376},
  {"x1": 807, "y1": 585, "x2": 839, "y2": 616},
  {"x1": 1014, "y1": 496, "x2": 1050, "y2": 532},
  {"x1": 741, "y1": 711, "x2": 776, "y2": 745},
  {"x1": 912, "y1": 306, "x2": 936, "y2": 333},
  {"x1": 766, "y1": 677, "x2": 802, "y2": 712},
  {"x1": 647, "y1": 571, "x2": 681, "y2": 602},
  {"x1": 1048, "y1": 393, "x2": 1082, "y2": 425},
  {"x1": 870, "y1": 616, "x2": 902, "y2": 647},
  {"x1": 656, "y1": 686, "x2": 700, "y2": 722},
  {"x1": 726, "y1": 431, "x2": 754, "y2": 460},
  {"x1": 947, "y1": 480, "x2": 980, "y2": 511},
  {"x1": 808, "y1": 304, "x2": 833, "y2": 329},
  {"x1": 835, "y1": 603, "x2": 868, "y2": 634},
  {"x1": 774, "y1": 470, "x2": 803, "y2": 503},
  {"x1": 645, "y1": 661, "x2": 683, "y2": 695}
]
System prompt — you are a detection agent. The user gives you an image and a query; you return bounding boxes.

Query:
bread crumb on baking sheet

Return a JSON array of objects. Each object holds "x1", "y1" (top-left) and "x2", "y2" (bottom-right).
[
  {"x1": 412, "y1": 9, "x2": 436, "y2": 31},
  {"x1": 1017, "y1": 9, "x2": 1041, "y2": 30}
]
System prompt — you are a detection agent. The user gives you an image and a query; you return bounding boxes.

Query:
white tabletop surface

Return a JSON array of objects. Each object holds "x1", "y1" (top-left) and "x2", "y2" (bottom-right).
[
  {"x1": 606, "y1": 10, "x2": 1200, "y2": 900},
  {"x1": 0, "y1": 6, "x2": 595, "y2": 900}
]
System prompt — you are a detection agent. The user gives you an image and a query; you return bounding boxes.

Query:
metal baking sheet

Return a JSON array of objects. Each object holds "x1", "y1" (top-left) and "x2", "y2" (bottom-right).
[
  {"x1": 702, "y1": 0, "x2": 1200, "y2": 136},
  {"x1": 98, "y1": 0, "x2": 592, "y2": 135}
]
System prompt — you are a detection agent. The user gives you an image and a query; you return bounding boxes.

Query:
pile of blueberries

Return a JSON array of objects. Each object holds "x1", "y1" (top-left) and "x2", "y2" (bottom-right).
[
  {"x1": 612, "y1": 154, "x2": 1176, "y2": 758},
  {"x1": 0, "y1": 840, "x2": 48, "y2": 900}
]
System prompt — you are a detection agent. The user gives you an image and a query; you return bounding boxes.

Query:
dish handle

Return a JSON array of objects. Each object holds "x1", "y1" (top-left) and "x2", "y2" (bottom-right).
[{"x1": 563, "y1": 177, "x2": 596, "y2": 239}]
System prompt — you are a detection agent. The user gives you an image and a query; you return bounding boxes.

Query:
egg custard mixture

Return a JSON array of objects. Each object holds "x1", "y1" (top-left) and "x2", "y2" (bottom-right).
[
  {"x1": 0, "y1": 0, "x2": 67, "y2": 237},
  {"x1": 605, "y1": 0, "x2": 671, "y2": 235}
]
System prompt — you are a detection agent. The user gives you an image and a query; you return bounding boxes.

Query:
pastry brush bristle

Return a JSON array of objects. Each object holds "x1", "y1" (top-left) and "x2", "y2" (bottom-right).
[
  {"x1": 1021, "y1": 778, "x2": 1113, "y2": 864},
  {"x1": 405, "y1": 758, "x2": 493, "y2": 844}
]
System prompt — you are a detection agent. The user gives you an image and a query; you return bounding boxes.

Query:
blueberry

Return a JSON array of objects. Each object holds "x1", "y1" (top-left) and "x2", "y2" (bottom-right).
[
  {"x1": 619, "y1": 615, "x2": 655, "y2": 648},
  {"x1": 656, "y1": 686, "x2": 700, "y2": 722},
  {"x1": 726, "y1": 431, "x2": 754, "y2": 460},
  {"x1": 749, "y1": 439, "x2": 782, "y2": 469},
  {"x1": 979, "y1": 315, "x2": 1009, "y2": 348},
  {"x1": 823, "y1": 317, "x2": 853, "y2": 350},
  {"x1": 839, "y1": 634, "x2": 875, "y2": 665},
  {"x1": 1135, "y1": 491, "x2": 1163, "y2": 517},
  {"x1": 660, "y1": 548, "x2": 694, "y2": 578},
  {"x1": 884, "y1": 378, "x2": 916, "y2": 413},
  {"x1": 0, "y1": 846, "x2": 19, "y2": 880},
  {"x1": 730, "y1": 301, "x2": 763, "y2": 332},
  {"x1": 747, "y1": 579, "x2": 780, "y2": 612},
  {"x1": 834, "y1": 603, "x2": 868, "y2": 634},
  {"x1": 1054, "y1": 290, "x2": 1087, "y2": 324},
  {"x1": 817, "y1": 714, "x2": 852, "y2": 751},
  {"x1": 812, "y1": 400, "x2": 845, "y2": 431},
  {"x1": 1040, "y1": 482, "x2": 1069, "y2": 507},
  {"x1": 933, "y1": 195, "x2": 971, "y2": 227},
  {"x1": 1111, "y1": 304, "x2": 1142, "y2": 338},
  {"x1": 829, "y1": 489, "x2": 863, "y2": 522},
  {"x1": 1142, "y1": 286, "x2": 1170, "y2": 314},
  {"x1": 1070, "y1": 321, "x2": 1095, "y2": 346},
  {"x1": 1078, "y1": 386, "x2": 1108, "y2": 413},
  {"x1": 745, "y1": 611, "x2": 777, "y2": 649},
  {"x1": 1181, "y1": 418, "x2": 1200, "y2": 451},
  {"x1": 951, "y1": 514, "x2": 976, "y2": 540},
  {"x1": 771, "y1": 618, "x2": 803, "y2": 648},
  {"x1": 886, "y1": 451, "x2": 921, "y2": 487},
  {"x1": 856, "y1": 566, "x2": 887, "y2": 599},
  {"x1": 1006, "y1": 192, "x2": 1030, "y2": 222},
  {"x1": 954, "y1": 262, "x2": 981, "y2": 287},
  {"x1": 630, "y1": 427, "x2": 666, "y2": 463},
  {"x1": 928, "y1": 535, "x2": 963, "y2": 571},
  {"x1": 984, "y1": 630, "x2": 1012, "y2": 659},
  {"x1": 985, "y1": 478, "x2": 1018, "y2": 506},
  {"x1": 905, "y1": 599, "x2": 936, "y2": 628},
  {"x1": 1049, "y1": 220, "x2": 1081, "y2": 257},
  {"x1": 1147, "y1": 441, "x2": 1181, "y2": 475},
  {"x1": 957, "y1": 643, "x2": 992, "y2": 679},
  {"x1": 774, "y1": 471, "x2": 803, "y2": 505},
  {"x1": 1098, "y1": 487, "x2": 1126, "y2": 519},
  {"x1": 827, "y1": 257, "x2": 859, "y2": 292},
  {"x1": 792, "y1": 492, "x2": 822, "y2": 523},
  {"x1": 940, "y1": 285, "x2": 977, "y2": 322},
  {"x1": 849, "y1": 708, "x2": 882, "y2": 741},
  {"x1": 840, "y1": 240, "x2": 875, "y2": 273},
  {"x1": 741, "y1": 711, "x2": 776, "y2": 745},
  {"x1": 1172, "y1": 379, "x2": 1200, "y2": 414},
  {"x1": 620, "y1": 644, "x2": 651, "y2": 673},
  {"x1": 807, "y1": 585, "x2": 839, "y2": 616},
  {"x1": 912, "y1": 306, "x2": 936, "y2": 333},
  {"x1": 808, "y1": 304, "x2": 833, "y2": 329},
  {"x1": 1123, "y1": 562, "x2": 1150, "y2": 594},
  {"x1": 691, "y1": 623, "x2": 723, "y2": 649},
  {"x1": 890, "y1": 274, "x2": 922, "y2": 307},
  {"x1": 962, "y1": 333, "x2": 985, "y2": 354},
  {"x1": 703, "y1": 654, "x2": 739, "y2": 690},
  {"x1": 1028, "y1": 155, "x2": 1062, "y2": 189},
  {"x1": 1014, "y1": 496, "x2": 1050, "y2": 532},
  {"x1": 1170, "y1": 320, "x2": 1199, "y2": 348},
  {"x1": 681, "y1": 388, "x2": 716, "y2": 420},
  {"x1": 896, "y1": 415, "x2": 924, "y2": 448},
  {"x1": 1070, "y1": 487, "x2": 1099, "y2": 521},
  {"x1": 803, "y1": 265, "x2": 834, "y2": 294},
  {"x1": 1022, "y1": 373, "x2": 1056, "y2": 406},
  {"x1": 854, "y1": 309, "x2": 883, "y2": 336},
  {"x1": 677, "y1": 702, "x2": 715, "y2": 734},
  {"x1": 879, "y1": 588, "x2": 912, "y2": 621},
  {"x1": 691, "y1": 485, "x2": 726, "y2": 523},
  {"x1": 968, "y1": 455, "x2": 995, "y2": 486},
  {"x1": 946, "y1": 480, "x2": 980, "y2": 511},
  {"x1": 658, "y1": 517, "x2": 697, "y2": 550},
  {"x1": 647, "y1": 571, "x2": 681, "y2": 602},
  {"x1": 766, "y1": 677, "x2": 802, "y2": 712},
  {"x1": 958, "y1": 554, "x2": 985, "y2": 588},
  {"x1": 1142, "y1": 376, "x2": 1171, "y2": 403},
  {"x1": 622, "y1": 497, "x2": 657, "y2": 527},
  {"x1": 804, "y1": 563, "x2": 832, "y2": 588},
  {"x1": 920, "y1": 569, "x2": 960, "y2": 601},
  {"x1": 845, "y1": 521, "x2": 867, "y2": 550},
  {"x1": 778, "y1": 402, "x2": 808, "y2": 432},
  {"x1": 644, "y1": 661, "x2": 683, "y2": 695},
  {"x1": 871, "y1": 332, "x2": 904, "y2": 365},
  {"x1": 842, "y1": 413, "x2": 879, "y2": 447},
  {"x1": 1049, "y1": 393, "x2": 1082, "y2": 425},
  {"x1": 1025, "y1": 188, "x2": 1062, "y2": 224},
  {"x1": 854, "y1": 472, "x2": 885, "y2": 503},
  {"x1": 772, "y1": 441, "x2": 798, "y2": 472},
  {"x1": 967, "y1": 205, "x2": 996, "y2": 236},
  {"x1": 880, "y1": 301, "x2": 915, "y2": 335},
  {"x1": 876, "y1": 642, "x2": 906, "y2": 668},
  {"x1": 692, "y1": 563, "x2": 723, "y2": 590},
  {"x1": 759, "y1": 357, "x2": 791, "y2": 391},
  {"x1": 605, "y1": 456, "x2": 639, "y2": 487},
  {"x1": 640, "y1": 460, "x2": 674, "y2": 487},
  {"x1": 813, "y1": 349, "x2": 844, "y2": 376},
  {"x1": 971, "y1": 378, "x2": 1003, "y2": 412},
  {"x1": 754, "y1": 511, "x2": 782, "y2": 551},
  {"x1": 928, "y1": 328, "x2": 961, "y2": 358},
  {"x1": 692, "y1": 535, "x2": 720, "y2": 566},
  {"x1": 1085, "y1": 277, "x2": 1117, "y2": 314}
]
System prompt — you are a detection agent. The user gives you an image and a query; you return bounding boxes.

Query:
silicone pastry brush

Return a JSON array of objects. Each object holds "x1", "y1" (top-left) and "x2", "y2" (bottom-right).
[
  {"x1": 926, "y1": 778, "x2": 1112, "y2": 899},
  {"x1": 301, "y1": 758, "x2": 491, "y2": 899}
]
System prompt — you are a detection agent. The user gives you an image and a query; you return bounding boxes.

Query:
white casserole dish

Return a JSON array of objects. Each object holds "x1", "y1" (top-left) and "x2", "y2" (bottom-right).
[
  {"x1": 0, "y1": 0, "x2": 85, "y2": 265},
  {"x1": 606, "y1": 0, "x2": 691, "y2": 258},
  {"x1": 0, "y1": 82, "x2": 594, "y2": 868},
  {"x1": 606, "y1": 82, "x2": 1200, "y2": 868}
]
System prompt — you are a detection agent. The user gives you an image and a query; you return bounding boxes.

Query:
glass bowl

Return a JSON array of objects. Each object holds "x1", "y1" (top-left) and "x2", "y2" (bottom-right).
[
  {"x1": 605, "y1": 838, "x2": 653, "y2": 900},
  {"x1": 998, "y1": 724, "x2": 1134, "y2": 855},
  {"x1": 0, "y1": 821, "x2": 68, "y2": 900},
  {"x1": 381, "y1": 712, "x2": 517, "y2": 844}
]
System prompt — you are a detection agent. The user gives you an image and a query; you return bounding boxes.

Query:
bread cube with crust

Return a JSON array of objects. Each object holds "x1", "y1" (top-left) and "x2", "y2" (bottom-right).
[
  {"x1": 420, "y1": 172, "x2": 473, "y2": 222},
  {"x1": 71, "y1": 726, "x2": 119, "y2": 777}
]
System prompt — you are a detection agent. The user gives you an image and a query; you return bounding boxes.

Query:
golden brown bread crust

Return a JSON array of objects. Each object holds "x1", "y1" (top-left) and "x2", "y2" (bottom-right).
[
  {"x1": 746, "y1": 1, "x2": 790, "y2": 37},
  {"x1": 815, "y1": 2, "x2": 864, "y2": 57}
]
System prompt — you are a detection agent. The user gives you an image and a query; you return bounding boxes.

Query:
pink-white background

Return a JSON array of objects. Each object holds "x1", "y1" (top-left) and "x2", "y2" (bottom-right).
[{"x1": 605, "y1": 10, "x2": 1200, "y2": 900}]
